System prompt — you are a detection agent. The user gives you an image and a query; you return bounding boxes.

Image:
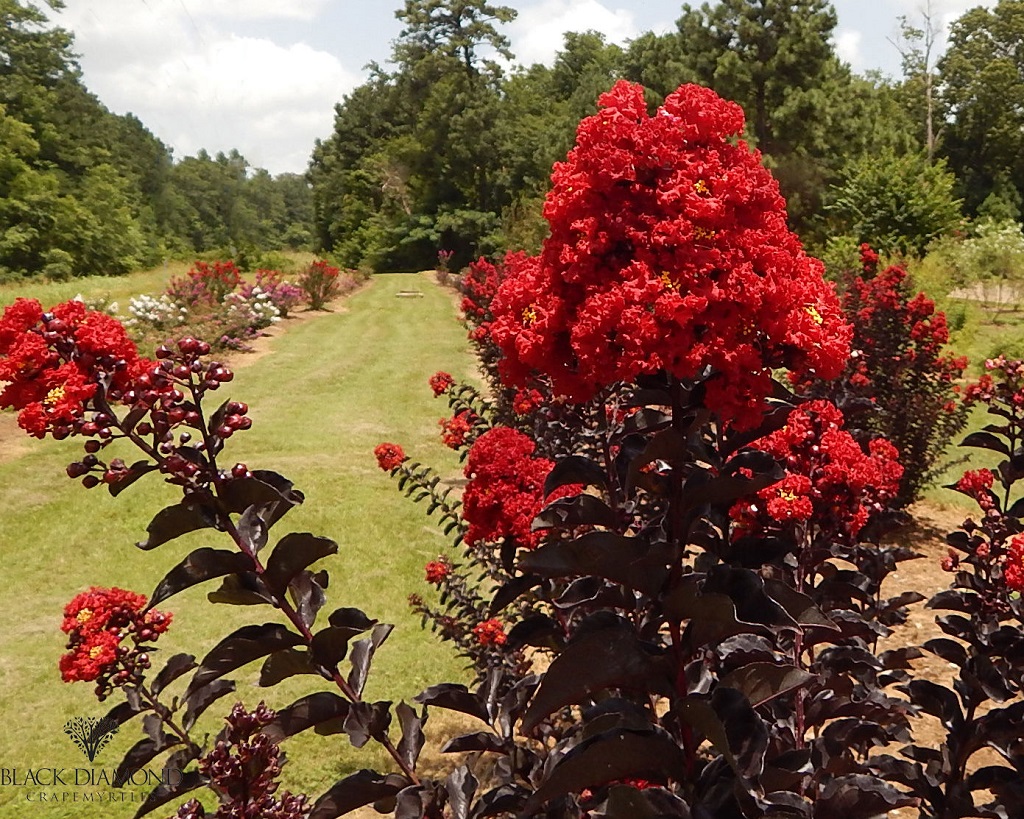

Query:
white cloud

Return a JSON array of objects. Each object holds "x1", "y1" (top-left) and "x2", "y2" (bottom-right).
[
  {"x1": 510, "y1": 0, "x2": 638, "y2": 66},
  {"x1": 835, "y1": 29, "x2": 863, "y2": 69},
  {"x1": 50, "y1": 4, "x2": 356, "y2": 174}
]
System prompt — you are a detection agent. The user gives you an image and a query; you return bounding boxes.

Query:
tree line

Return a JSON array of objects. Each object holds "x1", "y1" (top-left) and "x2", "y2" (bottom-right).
[
  {"x1": 5, "y1": 0, "x2": 1024, "y2": 280},
  {"x1": 0, "y1": 0, "x2": 313, "y2": 281},
  {"x1": 309, "y1": 0, "x2": 1024, "y2": 271}
]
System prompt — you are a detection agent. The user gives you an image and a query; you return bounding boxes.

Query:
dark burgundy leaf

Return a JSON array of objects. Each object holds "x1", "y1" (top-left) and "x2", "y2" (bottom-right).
[
  {"x1": 259, "y1": 648, "x2": 315, "y2": 686},
  {"x1": 184, "y1": 623, "x2": 303, "y2": 700},
  {"x1": 344, "y1": 700, "x2": 392, "y2": 748},
  {"x1": 877, "y1": 647, "x2": 925, "y2": 669},
  {"x1": 207, "y1": 572, "x2": 274, "y2": 606},
  {"x1": 960, "y1": 431, "x2": 1011, "y2": 455},
  {"x1": 506, "y1": 615, "x2": 565, "y2": 651},
  {"x1": 141, "y1": 714, "x2": 166, "y2": 746},
  {"x1": 488, "y1": 574, "x2": 542, "y2": 615},
  {"x1": 104, "y1": 699, "x2": 143, "y2": 730},
  {"x1": 522, "y1": 728, "x2": 684, "y2": 815},
  {"x1": 719, "y1": 663, "x2": 815, "y2": 708},
  {"x1": 182, "y1": 679, "x2": 236, "y2": 731},
  {"x1": 137, "y1": 502, "x2": 214, "y2": 550},
  {"x1": 519, "y1": 532, "x2": 667, "y2": 596},
  {"x1": 1007, "y1": 497, "x2": 1024, "y2": 519},
  {"x1": 396, "y1": 702, "x2": 425, "y2": 770},
  {"x1": 249, "y1": 469, "x2": 305, "y2": 529},
  {"x1": 308, "y1": 770, "x2": 405, "y2": 819},
  {"x1": 440, "y1": 731, "x2": 505, "y2": 754},
  {"x1": 288, "y1": 569, "x2": 328, "y2": 629},
  {"x1": 813, "y1": 774, "x2": 918, "y2": 817},
  {"x1": 543, "y1": 455, "x2": 607, "y2": 495},
  {"x1": 236, "y1": 506, "x2": 268, "y2": 555},
  {"x1": 108, "y1": 461, "x2": 157, "y2": 497},
  {"x1": 621, "y1": 407, "x2": 672, "y2": 434},
  {"x1": 147, "y1": 548, "x2": 254, "y2": 609},
  {"x1": 446, "y1": 765, "x2": 477, "y2": 819},
  {"x1": 521, "y1": 613, "x2": 671, "y2": 732},
  {"x1": 151, "y1": 653, "x2": 197, "y2": 696},
  {"x1": 552, "y1": 575, "x2": 605, "y2": 608},
  {"x1": 310, "y1": 625, "x2": 361, "y2": 667},
  {"x1": 220, "y1": 475, "x2": 290, "y2": 514},
  {"x1": 469, "y1": 784, "x2": 528, "y2": 817},
  {"x1": 262, "y1": 692, "x2": 351, "y2": 743},
  {"x1": 413, "y1": 683, "x2": 489, "y2": 722},
  {"x1": 923, "y1": 638, "x2": 968, "y2": 668},
  {"x1": 327, "y1": 607, "x2": 377, "y2": 631},
  {"x1": 763, "y1": 579, "x2": 838, "y2": 630},
  {"x1": 133, "y1": 770, "x2": 205, "y2": 818},
  {"x1": 532, "y1": 493, "x2": 619, "y2": 531},
  {"x1": 927, "y1": 590, "x2": 981, "y2": 613},
  {"x1": 263, "y1": 533, "x2": 338, "y2": 596},
  {"x1": 348, "y1": 623, "x2": 394, "y2": 697},
  {"x1": 906, "y1": 680, "x2": 964, "y2": 730},
  {"x1": 114, "y1": 736, "x2": 179, "y2": 786},
  {"x1": 120, "y1": 403, "x2": 150, "y2": 434}
]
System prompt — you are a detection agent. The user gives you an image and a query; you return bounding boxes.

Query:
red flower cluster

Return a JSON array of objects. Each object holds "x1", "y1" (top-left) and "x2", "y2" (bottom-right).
[
  {"x1": 487, "y1": 81, "x2": 850, "y2": 429},
  {"x1": 512, "y1": 388, "x2": 543, "y2": 416},
  {"x1": 460, "y1": 256, "x2": 507, "y2": 327},
  {"x1": 956, "y1": 469, "x2": 996, "y2": 509},
  {"x1": 462, "y1": 427, "x2": 579, "y2": 550},
  {"x1": 0, "y1": 298, "x2": 151, "y2": 438},
  {"x1": 1005, "y1": 535, "x2": 1024, "y2": 592},
  {"x1": 439, "y1": 410, "x2": 475, "y2": 449},
  {"x1": 429, "y1": 371, "x2": 455, "y2": 397},
  {"x1": 59, "y1": 587, "x2": 171, "y2": 697},
  {"x1": 424, "y1": 558, "x2": 451, "y2": 585},
  {"x1": 860, "y1": 243, "x2": 880, "y2": 275},
  {"x1": 472, "y1": 618, "x2": 507, "y2": 647},
  {"x1": 374, "y1": 442, "x2": 406, "y2": 472},
  {"x1": 732, "y1": 401, "x2": 903, "y2": 539},
  {"x1": 848, "y1": 264, "x2": 963, "y2": 366}
]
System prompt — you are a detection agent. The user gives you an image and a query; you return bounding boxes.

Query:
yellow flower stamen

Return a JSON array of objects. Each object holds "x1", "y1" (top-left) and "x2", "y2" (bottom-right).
[
  {"x1": 660, "y1": 271, "x2": 678, "y2": 291},
  {"x1": 76, "y1": 609, "x2": 93, "y2": 624},
  {"x1": 805, "y1": 305, "x2": 824, "y2": 325},
  {"x1": 693, "y1": 227, "x2": 716, "y2": 241},
  {"x1": 694, "y1": 179, "x2": 710, "y2": 195},
  {"x1": 44, "y1": 386, "x2": 66, "y2": 406},
  {"x1": 779, "y1": 489, "x2": 798, "y2": 503},
  {"x1": 89, "y1": 645, "x2": 104, "y2": 659},
  {"x1": 522, "y1": 306, "x2": 538, "y2": 326}
]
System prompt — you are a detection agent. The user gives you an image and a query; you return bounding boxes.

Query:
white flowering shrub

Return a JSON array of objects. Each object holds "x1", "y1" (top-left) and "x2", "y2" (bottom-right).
[
  {"x1": 125, "y1": 294, "x2": 187, "y2": 329},
  {"x1": 223, "y1": 287, "x2": 281, "y2": 331}
]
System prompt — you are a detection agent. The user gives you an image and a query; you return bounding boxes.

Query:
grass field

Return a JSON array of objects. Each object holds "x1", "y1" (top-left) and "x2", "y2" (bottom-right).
[{"x1": 0, "y1": 272, "x2": 477, "y2": 817}]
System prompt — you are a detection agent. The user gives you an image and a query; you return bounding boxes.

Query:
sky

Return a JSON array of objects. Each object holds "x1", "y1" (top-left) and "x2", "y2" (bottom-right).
[{"x1": 49, "y1": 0, "x2": 997, "y2": 176}]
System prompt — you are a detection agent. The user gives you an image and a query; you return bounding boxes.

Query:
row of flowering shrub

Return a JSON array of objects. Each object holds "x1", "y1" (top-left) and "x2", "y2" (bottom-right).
[
  {"x1": 4, "y1": 80, "x2": 1022, "y2": 818},
  {"x1": 119, "y1": 258, "x2": 362, "y2": 352}
]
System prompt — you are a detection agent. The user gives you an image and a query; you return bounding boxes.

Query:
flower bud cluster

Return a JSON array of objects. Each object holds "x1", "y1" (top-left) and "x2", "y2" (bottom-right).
[{"x1": 174, "y1": 702, "x2": 307, "y2": 819}]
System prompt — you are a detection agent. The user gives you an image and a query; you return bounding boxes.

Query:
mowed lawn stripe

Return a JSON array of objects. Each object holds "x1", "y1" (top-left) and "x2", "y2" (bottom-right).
[{"x1": 0, "y1": 272, "x2": 475, "y2": 817}]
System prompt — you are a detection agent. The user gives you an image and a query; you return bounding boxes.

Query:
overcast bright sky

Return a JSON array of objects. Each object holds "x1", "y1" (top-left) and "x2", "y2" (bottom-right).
[{"x1": 51, "y1": 0, "x2": 995, "y2": 176}]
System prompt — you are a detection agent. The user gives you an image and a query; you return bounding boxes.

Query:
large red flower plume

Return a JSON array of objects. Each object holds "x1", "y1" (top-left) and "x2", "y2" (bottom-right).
[{"x1": 488, "y1": 81, "x2": 850, "y2": 429}]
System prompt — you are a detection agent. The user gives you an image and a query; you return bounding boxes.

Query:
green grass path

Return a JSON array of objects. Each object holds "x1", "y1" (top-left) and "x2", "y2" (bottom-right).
[{"x1": 0, "y1": 272, "x2": 477, "y2": 816}]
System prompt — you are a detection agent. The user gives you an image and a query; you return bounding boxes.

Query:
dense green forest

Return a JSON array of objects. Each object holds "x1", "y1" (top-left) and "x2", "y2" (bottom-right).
[
  {"x1": 5, "y1": 0, "x2": 1024, "y2": 279},
  {"x1": 310, "y1": 0, "x2": 1024, "y2": 272},
  {"x1": 0, "y1": 0, "x2": 313, "y2": 281}
]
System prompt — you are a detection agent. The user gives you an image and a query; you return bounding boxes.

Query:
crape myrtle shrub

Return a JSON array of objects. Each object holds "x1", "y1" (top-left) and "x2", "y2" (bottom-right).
[
  {"x1": 5, "y1": 81, "x2": 1021, "y2": 818},
  {"x1": 802, "y1": 244, "x2": 971, "y2": 507}
]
